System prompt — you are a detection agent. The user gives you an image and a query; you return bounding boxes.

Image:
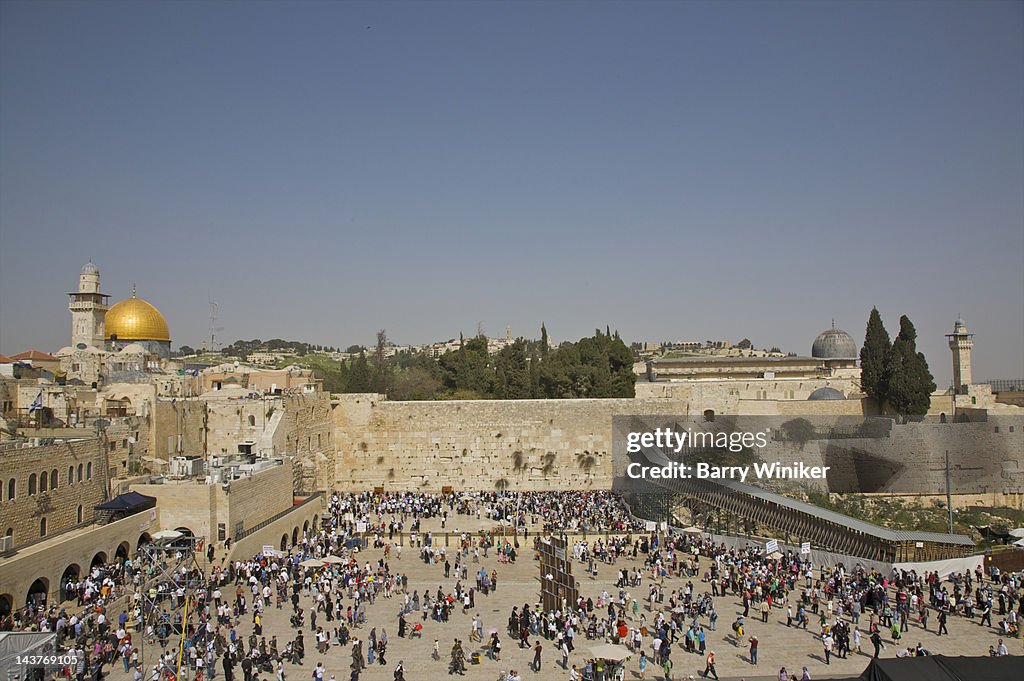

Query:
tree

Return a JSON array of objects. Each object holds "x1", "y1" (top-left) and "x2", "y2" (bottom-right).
[
  {"x1": 372, "y1": 329, "x2": 391, "y2": 394},
  {"x1": 860, "y1": 307, "x2": 891, "y2": 404},
  {"x1": 347, "y1": 352, "x2": 372, "y2": 392},
  {"x1": 886, "y1": 315, "x2": 935, "y2": 415},
  {"x1": 345, "y1": 344, "x2": 365, "y2": 354},
  {"x1": 494, "y1": 340, "x2": 531, "y2": 399},
  {"x1": 177, "y1": 345, "x2": 196, "y2": 356},
  {"x1": 540, "y1": 323, "x2": 549, "y2": 357},
  {"x1": 736, "y1": 338, "x2": 752, "y2": 350}
]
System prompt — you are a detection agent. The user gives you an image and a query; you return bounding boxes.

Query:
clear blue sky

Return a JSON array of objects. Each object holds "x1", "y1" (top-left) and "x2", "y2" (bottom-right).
[{"x1": 1, "y1": 1, "x2": 1021, "y2": 386}]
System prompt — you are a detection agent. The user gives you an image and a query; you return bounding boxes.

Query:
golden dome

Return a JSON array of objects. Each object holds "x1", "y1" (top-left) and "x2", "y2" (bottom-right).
[{"x1": 104, "y1": 288, "x2": 170, "y2": 342}]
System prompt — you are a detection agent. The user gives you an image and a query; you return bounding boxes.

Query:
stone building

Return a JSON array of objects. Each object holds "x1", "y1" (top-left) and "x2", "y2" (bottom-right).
[
  {"x1": 67, "y1": 261, "x2": 109, "y2": 350},
  {"x1": 58, "y1": 263, "x2": 177, "y2": 384},
  {"x1": 0, "y1": 437, "x2": 107, "y2": 551}
]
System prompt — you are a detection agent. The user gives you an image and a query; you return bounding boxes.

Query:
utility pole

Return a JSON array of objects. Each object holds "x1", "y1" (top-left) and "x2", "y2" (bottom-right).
[{"x1": 945, "y1": 450, "x2": 953, "y2": 534}]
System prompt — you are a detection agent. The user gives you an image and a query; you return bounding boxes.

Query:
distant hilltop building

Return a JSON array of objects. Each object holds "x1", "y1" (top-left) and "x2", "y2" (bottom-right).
[{"x1": 646, "y1": 323, "x2": 859, "y2": 389}]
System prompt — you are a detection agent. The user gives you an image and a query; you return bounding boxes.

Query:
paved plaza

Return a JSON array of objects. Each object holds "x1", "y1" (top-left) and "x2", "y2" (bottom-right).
[{"x1": 101, "y1": 514, "x2": 1021, "y2": 681}]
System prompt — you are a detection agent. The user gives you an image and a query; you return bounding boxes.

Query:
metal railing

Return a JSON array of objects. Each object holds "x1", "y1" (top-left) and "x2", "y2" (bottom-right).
[{"x1": 234, "y1": 491, "x2": 324, "y2": 540}]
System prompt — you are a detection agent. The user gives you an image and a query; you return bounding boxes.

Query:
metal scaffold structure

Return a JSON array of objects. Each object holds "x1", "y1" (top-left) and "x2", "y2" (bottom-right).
[{"x1": 135, "y1": 530, "x2": 208, "y2": 681}]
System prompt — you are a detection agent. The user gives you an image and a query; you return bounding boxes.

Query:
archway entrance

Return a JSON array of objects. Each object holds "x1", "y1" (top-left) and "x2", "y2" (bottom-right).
[
  {"x1": 0, "y1": 594, "x2": 12, "y2": 619},
  {"x1": 291, "y1": 527, "x2": 298, "y2": 546},
  {"x1": 115, "y1": 542, "x2": 130, "y2": 563},
  {"x1": 138, "y1": 532, "x2": 152, "y2": 550},
  {"x1": 90, "y1": 552, "x2": 107, "y2": 570},
  {"x1": 60, "y1": 565, "x2": 81, "y2": 602},
  {"x1": 27, "y1": 578, "x2": 48, "y2": 608},
  {"x1": 280, "y1": 534, "x2": 288, "y2": 551}
]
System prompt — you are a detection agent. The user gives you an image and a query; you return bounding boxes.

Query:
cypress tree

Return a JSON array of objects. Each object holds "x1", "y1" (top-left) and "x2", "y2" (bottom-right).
[
  {"x1": 860, "y1": 307, "x2": 891, "y2": 404},
  {"x1": 887, "y1": 315, "x2": 936, "y2": 415}
]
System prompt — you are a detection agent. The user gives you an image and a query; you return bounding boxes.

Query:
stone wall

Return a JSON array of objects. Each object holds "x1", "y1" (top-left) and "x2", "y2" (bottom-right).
[
  {"x1": 0, "y1": 509, "x2": 159, "y2": 610},
  {"x1": 130, "y1": 480, "x2": 216, "y2": 540},
  {"x1": 228, "y1": 496, "x2": 325, "y2": 562},
  {"x1": 0, "y1": 439, "x2": 106, "y2": 550},
  {"x1": 330, "y1": 393, "x2": 692, "y2": 492},
  {"x1": 131, "y1": 460, "x2": 294, "y2": 545},
  {"x1": 330, "y1": 393, "x2": 1024, "y2": 496},
  {"x1": 226, "y1": 461, "x2": 295, "y2": 538},
  {"x1": 152, "y1": 399, "x2": 206, "y2": 460},
  {"x1": 150, "y1": 393, "x2": 333, "y2": 494},
  {"x1": 279, "y1": 393, "x2": 336, "y2": 492}
]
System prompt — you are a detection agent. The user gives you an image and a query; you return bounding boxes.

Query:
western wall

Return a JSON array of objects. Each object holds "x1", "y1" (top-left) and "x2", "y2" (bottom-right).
[{"x1": 327, "y1": 387, "x2": 1024, "y2": 497}]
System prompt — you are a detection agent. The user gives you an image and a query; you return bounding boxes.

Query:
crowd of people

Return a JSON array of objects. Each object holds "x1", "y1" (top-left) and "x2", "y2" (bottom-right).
[{"x1": 2, "y1": 490, "x2": 1022, "y2": 681}]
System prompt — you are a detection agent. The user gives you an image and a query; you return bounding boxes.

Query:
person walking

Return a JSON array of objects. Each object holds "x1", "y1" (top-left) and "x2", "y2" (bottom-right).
[
  {"x1": 702, "y1": 651, "x2": 718, "y2": 680},
  {"x1": 532, "y1": 641, "x2": 542, "y2": 673},
  {"x1": 870, "y1": 631, "x2": 884, "y2": 658},
  {"x1": 749, "y1": 636, "x2": 758, "y2": 665}
]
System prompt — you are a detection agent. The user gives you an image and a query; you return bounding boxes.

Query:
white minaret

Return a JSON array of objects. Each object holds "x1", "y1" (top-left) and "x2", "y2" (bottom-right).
[
  {"x1": 68, "y1": 261, "x2": 110, "y2": 348},
  {"x1": 946, "y1": 316, "x2": 974, "y2": 395}
]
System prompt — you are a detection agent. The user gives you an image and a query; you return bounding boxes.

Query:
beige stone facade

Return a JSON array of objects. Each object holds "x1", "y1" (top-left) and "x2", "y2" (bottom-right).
[
  {"x1": 0, "y1": 438, "x2": 107, "y2": 550},
  {"x1": 0, "y1": 509, "x2": 159, "y2": 613},
  {"x1": 131, "y1": 459, "x2": 294, "y2": 544}
]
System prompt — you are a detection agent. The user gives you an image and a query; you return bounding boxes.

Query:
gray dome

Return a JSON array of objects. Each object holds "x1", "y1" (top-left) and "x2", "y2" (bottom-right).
[
  {"x1": 812, "y1": 327, "x2": 857, "y2": 359},
  {"x1": 81, "y1": 261, "x2": 99, "y2": 275},
  {"x1": 808, "y1": 387, "x2": 845, "y2": 401}
]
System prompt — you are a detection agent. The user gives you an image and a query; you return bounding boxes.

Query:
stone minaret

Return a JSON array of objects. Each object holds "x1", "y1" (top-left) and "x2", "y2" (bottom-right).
[
  {"x1": 946, "y1": 316, "x2": 974, "y2": 394},
  {"x1": 68, "y1": 261, "x2": 110, "y2": 348}
]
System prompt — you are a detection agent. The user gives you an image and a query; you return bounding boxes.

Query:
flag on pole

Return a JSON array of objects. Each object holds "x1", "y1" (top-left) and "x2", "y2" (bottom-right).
[{"x1": 29, "y1": 390, "x2": 43, "y2": 413}]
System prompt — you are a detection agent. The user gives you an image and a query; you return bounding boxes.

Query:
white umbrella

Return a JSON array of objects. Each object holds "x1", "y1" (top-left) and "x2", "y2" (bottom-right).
[
  {"x1": 590, "y1": 643, "x2": 632, "y2": 661},
  {"x1": 152, "y1": 530, "x2": 183, "y2": 541},
  {"x1": 768, "y1": 551, "x2": 784, "y2": 560},
  {"x1": 323, "y1": 555, "x2": 347, "y2": 564},
  {"x1": 299, "y1": 558, "x2": 324, "y2": 568},
  {"x1": 682, "y1": 526, "x2": 703, "y2": 535},
  {"x1": 1008, "y1": 528, "x2": 1024, "y2": 538}
]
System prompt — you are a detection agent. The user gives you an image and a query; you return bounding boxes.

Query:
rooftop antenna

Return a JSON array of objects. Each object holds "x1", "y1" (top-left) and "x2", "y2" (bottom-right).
[{"x1": 208, "y1": 297, "x2": 223, "y2": 351}]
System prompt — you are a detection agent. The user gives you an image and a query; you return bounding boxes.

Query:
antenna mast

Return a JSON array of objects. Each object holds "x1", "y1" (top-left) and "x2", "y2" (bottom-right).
[{"x1": 208, "y1": 298, "x2": 223, "y2": 351}]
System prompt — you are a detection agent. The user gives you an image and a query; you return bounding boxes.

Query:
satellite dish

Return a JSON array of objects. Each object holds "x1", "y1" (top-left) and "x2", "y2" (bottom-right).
[{"x1": 76, "y1": 343, "x2": 88, "y2": 350}]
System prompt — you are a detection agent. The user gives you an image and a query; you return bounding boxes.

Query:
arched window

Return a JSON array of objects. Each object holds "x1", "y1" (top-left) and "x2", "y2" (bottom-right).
[
  {"x1": 77, "y1": 506, "x2": 83, "y2": 523},
  {"x1": 39, "y1": 472, "x2": 47, "y2": 494},
  {"x1": 50, "y1": 470, "x2": 58, "y2": 490},
  {"x1": 86, "y1": 463, "x2": 93, "y2": 480},
  {"x1": 248, "y1": 415, "x2": 255, "y2": 427},
  {"x1": 68, "y1": 466, "x2": 74, "y2": 485},
  {"x1": 39, "y1": 518, "x2": 47, "y2": 537},
  {"x1": 28, "y1": 474, "x2": 37, "y2": 496},
  {"x1": 77, "y1": 464, "x2": 83, "y2": 482},
  {"x1": 6, "y1": 479, "x2": 14, "y2": 500}
]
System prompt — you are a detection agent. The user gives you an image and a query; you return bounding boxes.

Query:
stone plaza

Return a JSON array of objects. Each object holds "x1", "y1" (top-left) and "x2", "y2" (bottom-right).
[{"x1": 91, "y1": 512, "x2": 1020, "y2": 681}]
